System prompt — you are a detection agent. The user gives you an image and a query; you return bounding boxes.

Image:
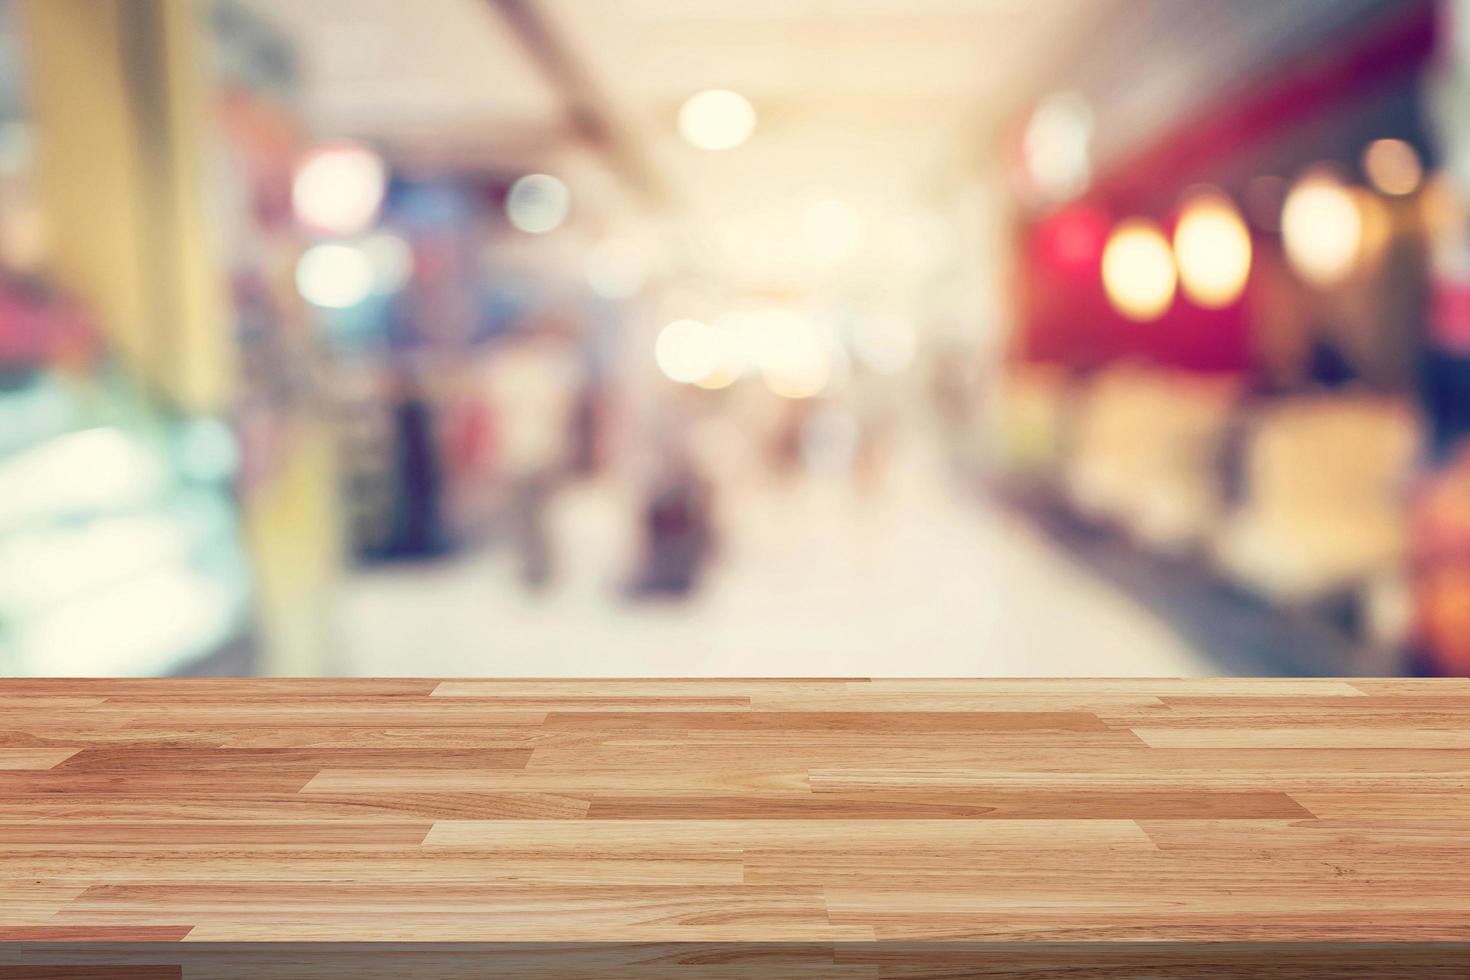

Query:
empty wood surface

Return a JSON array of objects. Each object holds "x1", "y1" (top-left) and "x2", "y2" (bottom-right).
[{"x1": 0, "y1": 677, "x2": 1468, "y2": 943}]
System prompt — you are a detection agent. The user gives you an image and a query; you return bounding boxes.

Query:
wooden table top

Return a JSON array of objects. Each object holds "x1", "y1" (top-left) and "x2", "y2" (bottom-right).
[{"x1": 3, "y1": 677, "x2": 1469, "y2": 944}]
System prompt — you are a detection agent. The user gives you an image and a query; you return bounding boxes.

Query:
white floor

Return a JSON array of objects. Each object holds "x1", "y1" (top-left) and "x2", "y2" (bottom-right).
[{"x1": 338, "y1": 449, "x2": 1213, "y2": 678}]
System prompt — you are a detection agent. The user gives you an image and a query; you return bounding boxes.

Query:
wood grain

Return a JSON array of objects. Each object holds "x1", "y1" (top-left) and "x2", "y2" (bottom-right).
[{"x1": 0, "y1": 677, "x2": 1467, "y2": 945}]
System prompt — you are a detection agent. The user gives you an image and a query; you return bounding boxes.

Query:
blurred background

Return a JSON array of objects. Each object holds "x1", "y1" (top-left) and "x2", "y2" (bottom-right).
[{"x1": 2, "y1": 0, "x2": 1470, "y2": 678}]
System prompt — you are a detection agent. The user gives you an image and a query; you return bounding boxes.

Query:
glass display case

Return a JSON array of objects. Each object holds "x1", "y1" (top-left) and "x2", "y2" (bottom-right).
[{"x1": 0, "y1": 357, "x2": 252, "y2": 676}]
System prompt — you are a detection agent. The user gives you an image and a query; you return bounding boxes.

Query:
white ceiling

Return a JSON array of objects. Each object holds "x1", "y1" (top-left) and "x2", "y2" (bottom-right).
[
  {"x1": 242, "y1": 0, "x2": 562, "y2": 162},
  {"x1": 243, "y1": 0, "x2": 1103, "y2": 287}
]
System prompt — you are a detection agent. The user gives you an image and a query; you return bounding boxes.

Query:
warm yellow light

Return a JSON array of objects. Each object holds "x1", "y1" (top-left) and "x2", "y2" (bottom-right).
[
  {"x1": 677, "y1": 90, "x2": 756, "y2": 151},
  {"x1": 764, "y1": 356, "x2": 830, "y2": 399},
  {"x1": 295, "y1": 243, "x2": 374, "y2": 309},
  {"x1": 694, "y1": 365, "x2": 740, "y2": 390},
  {"x1": 1354, "y1": 187, "x2": 1393, "y2": 270},
  {"x1": 737, "y1": 308, "x2": 831, "y2": 399},
  {"x1": 1421, "y1": 170, "x2": 1470, "y2": 240},
  {"x1": 1281, "y1": 171, "x2": 1362, "y2": 287},
  {"x1": 1363, "y1": 138, "x2": 1423, "y2": 196},
  {"x1": 654, "y1": 319, "x2": 718, "y2": 384},
  {"x1": 1101, "y1": 218, "x2": 1176, "y2": 321},
  {"x1": 693, "y1": 316, "x2": 749, "y2": 389},
  {"x1": 1172, "y1": 191, "x2": 1252, "y2": 309}
]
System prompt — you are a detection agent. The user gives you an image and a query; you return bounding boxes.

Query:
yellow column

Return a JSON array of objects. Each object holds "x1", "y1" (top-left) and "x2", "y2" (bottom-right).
[{"x1": 21, "y1": 0, "x2": 233, "y2": 411}]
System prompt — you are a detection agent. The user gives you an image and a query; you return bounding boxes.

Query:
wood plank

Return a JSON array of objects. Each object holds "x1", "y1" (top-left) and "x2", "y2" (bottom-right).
[
  {"x1": 423, "y1": 818, "x2": 1153, "y2": 849},
  {"x1": 0, "y1": 881, "x2": 89, "y2": 925},
  {"x1": 807, "y1": 747, "x2": 1470, "y2": 792},
  {"x1": 0, "y1": 748, "x2": 80, "y2": 770},
  {"x1": 847, "y1": 679, "x2": 1370, "y2": 696},
  {"x1": 1131, "y1": 727, "x2": 1470, "y2": 749},
  {"x1": 53, "y1": 747, "x2": 534, "y2": 772},
  {"x1": 0, "y1": 821, "x2": 435, "y2": 846},
  {"x1": 301, "y1": 768, "x2": 809, "y2": 795},
  {"x1": 432, "y1": 680, "x2": 860, "y2": 698},
  {"x1": 0, "y1": 793, "x2": 593, "y2": 822},
  {"x1": 523, "y1": 736, "x2": 1147, "y2": 772},
  {"x1": 0, "y1": 927, "x2": 194, "y2": 941},
  {"x1": 539, "y1": 711, "x2": 1111, "y2": 732},
  {"x1": 586, "y1": 790, "x2": 1313, "y2": 820},
  {"x1": 0, "y1": 771, "x2": 321, "y2": 795},
  {"x1": 1289, "y1": 792, "x2": 1470, "y2": 818}
]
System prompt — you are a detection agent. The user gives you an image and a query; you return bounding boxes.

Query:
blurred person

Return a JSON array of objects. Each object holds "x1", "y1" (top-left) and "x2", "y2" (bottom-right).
[
  {"x1": 629, "y1": 443, "x2": 716, "y2": 599},
  {"x1": 767, "y1": 398, "x2": 812, "y2": 480},
  {"x1": 384, "y1": 366, "x2": 446, "y2": 558},
  {"x1": 929, "y1": 339, "x2": 982, "y2": 471},
  {"x1": 622, "y1": 397, "x2": 717, "y2": 599},
  {"x1": 850, "y1": 372, "x2": 903, "y2": 498},
  {"x1": 1305, "y1": 329, "x2": 1361, "y2": 390},
  {"x1": 800, "y1": 405, "x2": 861, "y2": 479},
  {"x1": 482, "y1": 321, "x2": 580, "y2": 591}
]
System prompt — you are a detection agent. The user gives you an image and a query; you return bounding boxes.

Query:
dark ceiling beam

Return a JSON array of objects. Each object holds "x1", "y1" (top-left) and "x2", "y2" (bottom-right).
[{"x1": 486, "y1": 0, "x2": 667, "y2": 207}]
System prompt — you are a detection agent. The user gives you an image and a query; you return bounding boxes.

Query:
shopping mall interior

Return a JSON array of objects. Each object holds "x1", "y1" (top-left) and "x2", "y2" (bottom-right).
[{"x1": 2, "y1": 0, "x2": 1470, "y2": 679}]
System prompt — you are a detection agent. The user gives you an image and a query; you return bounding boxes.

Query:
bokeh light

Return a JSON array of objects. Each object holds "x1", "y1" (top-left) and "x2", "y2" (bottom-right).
[
  {"x1": 655, "y1": 319, "x2": 719, "y2": 384},
  {"x1": 1101, "y1": 218, "x2": 1177, "y2": 321},
  {"x1": 1023, "y1": 92, "x2": 1093, "y2": 202},
  {"x1": 677, "y1": 89, "x2": 757, "y2": 151},
  {"x1": 1172, "y1": 190, "x2": 1252, "y2": 308},
  {"x1": 1421, "y1": 170, "x2": 1470, "y2": 241},
  {"x1": 694, "y1": 315, "x2": 750, "y2": 389},
  {"x1": 1362, "y1": 138, "x2": 1423, "y2": 196},
  {"x1": 292, "y1": 143, "x2": 386, "y2": 237},
  {"x1": 745, "y1": 308, "x2": 831, "y2": 399},
  {"x1": 505, "y1": 174, "x2": 570, "y2": 234},
  {"x1": 1042, "y1": 206, "x2": 1108, "y2": 271},
  {"x1": 1354, "y1": 186, "x2": 1393, "y2": 269},
  {"x1": 295, "y1": 243, "x2": 374, "y2": 309},
  {"x1": 1281, "y1": 170, "x2": 1362, "y2": 287}
]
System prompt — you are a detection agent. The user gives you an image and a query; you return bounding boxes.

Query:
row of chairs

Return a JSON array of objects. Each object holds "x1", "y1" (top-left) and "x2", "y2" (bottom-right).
[{"x1": 996, "y1": 364, "x2": 1420, "y2": 636}]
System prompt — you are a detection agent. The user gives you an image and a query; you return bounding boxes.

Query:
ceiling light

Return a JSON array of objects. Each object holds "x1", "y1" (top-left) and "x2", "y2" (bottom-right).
[{"x1": 678, "y1": 89, "x2": 757, "y2": 151}]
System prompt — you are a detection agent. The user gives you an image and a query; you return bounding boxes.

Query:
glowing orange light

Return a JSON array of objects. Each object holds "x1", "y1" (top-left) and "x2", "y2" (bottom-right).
[{"x1": 1101, "y1": 218, "x2": 1176, "y2": 321}]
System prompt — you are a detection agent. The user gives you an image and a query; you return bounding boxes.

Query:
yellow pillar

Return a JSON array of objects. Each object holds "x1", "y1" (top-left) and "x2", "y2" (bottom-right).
[{"x1": 21, "y1": 0, "x2": 233, "y2": 411}]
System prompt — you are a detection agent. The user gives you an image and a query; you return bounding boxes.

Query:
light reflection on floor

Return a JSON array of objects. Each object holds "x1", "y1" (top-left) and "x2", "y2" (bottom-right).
[{"x1": 339, "y1": 448, "x2": 1211, "y2": 678}]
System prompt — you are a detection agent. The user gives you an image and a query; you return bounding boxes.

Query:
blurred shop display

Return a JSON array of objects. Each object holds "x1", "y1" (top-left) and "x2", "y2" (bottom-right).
[
  {"x1": 318, "y1": 178, "x2": 484, "y2": 561},
  {"x1": 0, "y1": 0, "x2": 255, "y2": 677},
  {"x1": 1413, "y1": 0, "x2": 1470, "y2": 675},
  {"x1": 0, "y1": 269, "x2": 250, "y2": 676},
  {"x1": 0, "y1": 359, "x2": 252, "y2": 676},
  {"x1": 987, "y1": 0, "x2": 1461, "y2": 675}
]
